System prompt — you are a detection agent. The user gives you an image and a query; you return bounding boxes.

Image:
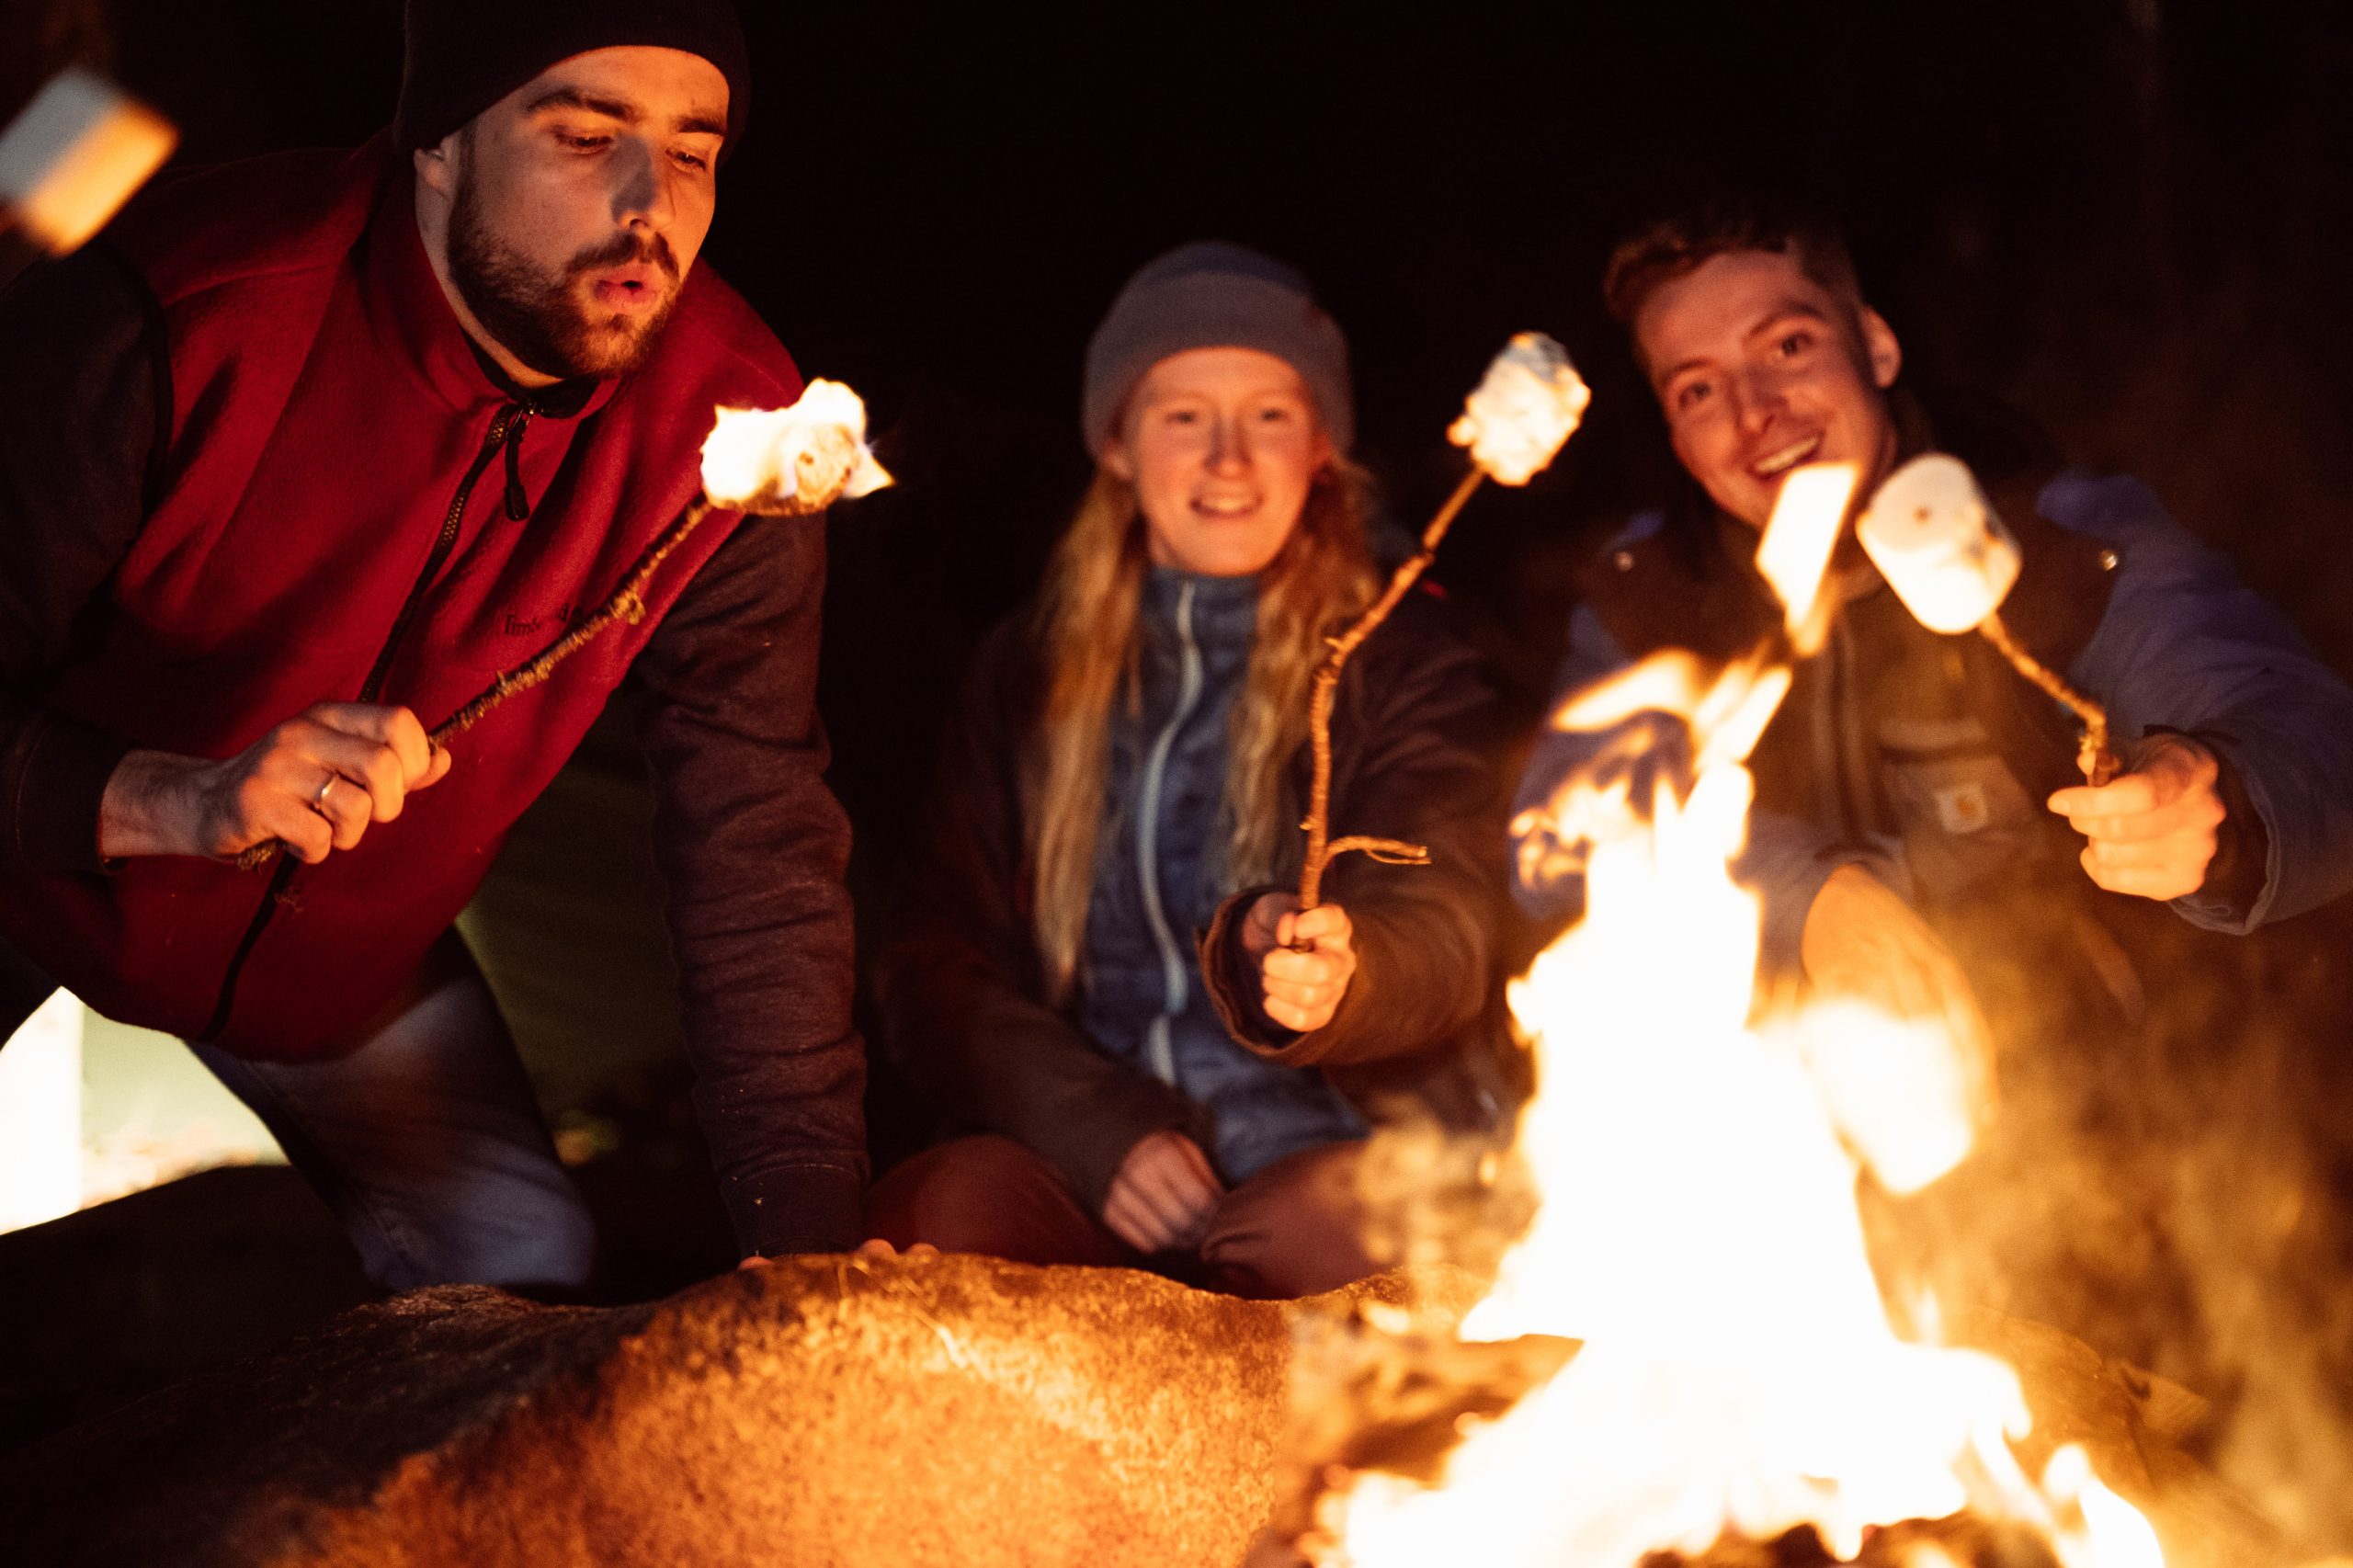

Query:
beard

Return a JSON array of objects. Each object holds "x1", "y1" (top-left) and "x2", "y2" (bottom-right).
[{"x1": 446, "y1": 175, "x2": 683, "y2": 381}]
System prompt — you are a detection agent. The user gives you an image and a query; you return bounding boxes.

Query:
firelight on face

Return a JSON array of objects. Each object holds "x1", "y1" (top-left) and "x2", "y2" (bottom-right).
[
  {"x1": 1105, "y1": 347, "x2": 1333, "y2": 578},
  {"x1": 431, "y1": 46, "x2": 727, "y2": 381},
  {"x1": 1636, "y1": 248, "x2": 1904, "y2": 531}
]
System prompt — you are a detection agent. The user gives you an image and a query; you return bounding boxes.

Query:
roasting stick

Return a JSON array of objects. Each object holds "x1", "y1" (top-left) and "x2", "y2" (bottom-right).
[
  {"x1": 233, "y1": 382, "x2": 892, "y2": 871},
  {"x1": 1976, "y1": 612, "x2": 2117, "y2": 787},
  {"x1": 1294, "y1": 469, "x2": 1483, "y2": 909},
  {"x1": 1294, "y1": 334, "x2": 1591, "y2": 910},
  {"x1": 428, "y1": 497, "x2": 722, "y2": 746},
  {"x1": 1856, "y1": 453, "x2": 2118, "y2": 786}
]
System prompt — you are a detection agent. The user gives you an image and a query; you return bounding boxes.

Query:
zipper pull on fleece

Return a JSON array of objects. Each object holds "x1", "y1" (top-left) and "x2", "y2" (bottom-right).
[{"x1": 501, "y1": 405, "x2": 533, "y2": 521}]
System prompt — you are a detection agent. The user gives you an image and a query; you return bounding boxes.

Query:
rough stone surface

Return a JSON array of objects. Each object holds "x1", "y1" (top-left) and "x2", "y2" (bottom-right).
[
  {"x1": 3, "y1": 1256, "x2": 1480, "y2": 1568},
  {"x1": 0, "y1": 1256, "x2": 2280, "y2": 1568}
]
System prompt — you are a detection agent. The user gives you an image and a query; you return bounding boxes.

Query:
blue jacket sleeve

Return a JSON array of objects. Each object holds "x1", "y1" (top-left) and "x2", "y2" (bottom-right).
[
  {"x1": 1512, "y1": 601, "x2": 1866, "y2": 972},
  {"x1": 2052, "y1": 472, "x2": 2353, "y2": 930}
]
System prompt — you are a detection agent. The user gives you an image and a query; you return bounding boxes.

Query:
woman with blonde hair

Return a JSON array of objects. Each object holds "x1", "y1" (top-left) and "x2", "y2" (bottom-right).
[{"x1": 871, "y1": 243, "x2": 1509, "y2": 1296}]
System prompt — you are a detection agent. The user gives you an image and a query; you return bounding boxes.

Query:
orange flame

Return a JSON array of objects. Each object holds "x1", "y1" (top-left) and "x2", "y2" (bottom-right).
[
  {"x1": 1317, "y1": 462, "x2": 2163, "y2": 1567},
  {"x1": 1755, "y1": 461, "x2": 1858, "y2": 655}
]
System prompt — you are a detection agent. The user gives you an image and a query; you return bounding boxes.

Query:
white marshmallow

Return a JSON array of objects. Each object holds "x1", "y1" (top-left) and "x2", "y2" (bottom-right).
[
  {"x1": 1856, "y1": 453, "x2": 2021, "y2": 633},
  {"x1": 1447, "y1": 332, "x2": 1591, "y2": 486}
]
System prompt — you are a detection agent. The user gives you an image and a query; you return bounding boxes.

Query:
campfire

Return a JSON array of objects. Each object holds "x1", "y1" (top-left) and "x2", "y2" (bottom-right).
[{"x1": 1279, "y1": 463, "x2": 2170, "y2": 1568}]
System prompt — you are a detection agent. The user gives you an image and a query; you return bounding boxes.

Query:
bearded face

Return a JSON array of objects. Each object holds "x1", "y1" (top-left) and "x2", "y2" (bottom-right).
[
  {"x1": 447, "y1": 168, "x2": 683, "y2": 380},
  {"x1": 426, "y1": 47, "x2": 728, "y2": 382}
]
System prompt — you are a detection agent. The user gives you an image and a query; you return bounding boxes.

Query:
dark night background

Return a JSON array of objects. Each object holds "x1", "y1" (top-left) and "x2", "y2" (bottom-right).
[
  {"x1": 7, "y1": 0, "x2": 2353, "y2": 1550},
  {"x1": 14, "y1": 0, "x2": 2353, "y2": 828}
]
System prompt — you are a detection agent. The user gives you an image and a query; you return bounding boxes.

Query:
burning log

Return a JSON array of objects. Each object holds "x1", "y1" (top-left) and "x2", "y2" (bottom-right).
[
  {"x1": 5, "y1": 1247, "x2": 2268, "y2": 1568},
  {"x1": 1256, "y1": 1303, "x2": 2279, "y2": 1568},
  {"x1": 1296, "y1": 334, "x2": 1589, "y2": 908},
  {"x1": 1856, "y1": 454, "x2": 2120, "y2": 786}
]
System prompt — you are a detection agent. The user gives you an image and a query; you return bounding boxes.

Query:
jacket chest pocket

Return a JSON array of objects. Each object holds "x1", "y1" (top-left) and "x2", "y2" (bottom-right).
[{"x1": 1880, "y1": 744, "x2": 2040, "y2": 903}]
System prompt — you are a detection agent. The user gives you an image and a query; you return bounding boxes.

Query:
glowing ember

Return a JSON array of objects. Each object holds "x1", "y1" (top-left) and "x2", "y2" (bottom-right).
[
  {"x1": 1310, "y1": 462, "x2": 2164, "y2": 1567},
  {"x1": 1448, "y1": 333, "x2": 1591, "y2": 486},
  {"x1": 1855, "y1": 454, "x2": 2022, "y2": 635},
  {"x1": 699, "y1": 381, "x2": 892, "y2": 513}
]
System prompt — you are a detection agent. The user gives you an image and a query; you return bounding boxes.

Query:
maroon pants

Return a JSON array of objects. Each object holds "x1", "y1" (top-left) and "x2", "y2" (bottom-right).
[{"x1": 867, "y1": 1134, "x2": 1379, "y2": 1300}]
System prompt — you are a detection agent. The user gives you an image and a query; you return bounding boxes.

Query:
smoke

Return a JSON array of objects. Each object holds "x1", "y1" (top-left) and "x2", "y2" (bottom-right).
[{"x1": 1861, "y1": 895, "x2": 2353, "y2": 1556}]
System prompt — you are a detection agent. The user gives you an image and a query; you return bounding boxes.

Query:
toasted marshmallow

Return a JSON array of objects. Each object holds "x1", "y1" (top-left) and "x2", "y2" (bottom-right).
[
  {"x1": 1447, "y1": 332, "x2": 1591, "y2": 486},
  {"x1": 700, "y1": 381, "x2": 893, "y2": 514}
]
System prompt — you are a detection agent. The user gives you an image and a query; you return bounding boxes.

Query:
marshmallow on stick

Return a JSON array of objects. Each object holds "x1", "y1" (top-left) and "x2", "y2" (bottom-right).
[
  {"x1": 1297, "y1": 333, "x2": 1591, "y2": 908},
  {"x1": 1447, "y1": 331, "x2": 1592, "y2": 485},
  {"x1": 1856, "y1": 454, "x2": 2022, "y2": 633},
  {"x1": 700, "y1": 380, "x2": 892, "y2": 515},
  {"x1": 0, "y1": 69, "x2": 175, "y2": 287},
  {"x1": 235, "y1": 381, "x2": 893, "y2": 870},
  {"x1": 1858, "y1": 452, "x2": 2116, "y2": 784}
]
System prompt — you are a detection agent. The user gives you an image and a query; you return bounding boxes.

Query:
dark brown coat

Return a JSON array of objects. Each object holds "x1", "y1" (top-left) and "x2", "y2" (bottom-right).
[{"x1": 877, "y1": 587, "x2": 1517, "y2": 1210}]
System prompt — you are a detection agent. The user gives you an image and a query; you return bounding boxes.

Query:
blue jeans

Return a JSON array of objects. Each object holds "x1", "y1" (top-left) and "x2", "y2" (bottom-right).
[{"x1": 2, "y1": 935, "x2": 594, "y2": 1291}]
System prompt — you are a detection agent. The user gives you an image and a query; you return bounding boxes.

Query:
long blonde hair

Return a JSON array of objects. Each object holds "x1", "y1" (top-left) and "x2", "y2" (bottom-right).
[{"x1": 1028, "y1": 460, "x2": 1381, "y2": 1004}]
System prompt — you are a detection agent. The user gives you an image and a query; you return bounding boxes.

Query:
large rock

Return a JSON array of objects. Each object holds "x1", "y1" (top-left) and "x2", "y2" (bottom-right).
[
  {"x1": 1, "y1": 1255, "x2": 2281, "y2": 1568},
  {"x1": 3, "y1": 1256, "x2": 1479, "y2": 1568}
]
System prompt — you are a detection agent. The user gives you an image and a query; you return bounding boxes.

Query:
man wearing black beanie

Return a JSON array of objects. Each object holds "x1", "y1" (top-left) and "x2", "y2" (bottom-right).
[{"x1": 0, "y1": 2, "x2": 870, "y2": 1286}]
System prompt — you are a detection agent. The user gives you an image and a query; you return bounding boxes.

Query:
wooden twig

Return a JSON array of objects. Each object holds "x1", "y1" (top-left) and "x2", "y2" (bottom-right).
[
  {"x1": 233, "y1": 495, "x2": 725, "y2": 871},
  {"x1": 1978, "y1": 609, "x2": 2119, "y2": 786},
  {"x1": 1296, "y1": 468, "x2": 1484, "y2": 909},
  {"x1": 426, "y1": 497, "x2": 716, "y2": 745}
]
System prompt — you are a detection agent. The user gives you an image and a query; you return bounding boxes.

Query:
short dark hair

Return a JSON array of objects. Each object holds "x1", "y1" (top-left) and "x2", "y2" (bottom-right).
[{"x1": 1602, "y1": 194, "x2": 1865, "y2": 334}]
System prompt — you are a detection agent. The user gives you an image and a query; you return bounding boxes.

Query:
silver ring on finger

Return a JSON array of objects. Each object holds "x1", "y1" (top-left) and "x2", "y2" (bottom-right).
[{"x1": 315, "y1": 774, "x2": 338, "y2": 809}]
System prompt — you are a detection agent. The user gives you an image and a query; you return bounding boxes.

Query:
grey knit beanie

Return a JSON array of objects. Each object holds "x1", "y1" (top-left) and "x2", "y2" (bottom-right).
[{"x1": 1080, "y1": 242, "x2": 1354, "y2": 456}]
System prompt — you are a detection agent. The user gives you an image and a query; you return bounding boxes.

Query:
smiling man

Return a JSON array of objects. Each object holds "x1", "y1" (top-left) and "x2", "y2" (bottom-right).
[
  {"x1": 1515, "y1": 195, "x2": 2353, "y2": 1050},
  {"x1": 0, "y1": 1, "x2": 869, "y2": 1289}
]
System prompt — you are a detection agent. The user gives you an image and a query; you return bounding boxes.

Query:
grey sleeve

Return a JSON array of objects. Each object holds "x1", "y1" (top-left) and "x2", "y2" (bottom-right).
[{"x1": 630, "y1": 509, "x2": 868, "y2": 1256}]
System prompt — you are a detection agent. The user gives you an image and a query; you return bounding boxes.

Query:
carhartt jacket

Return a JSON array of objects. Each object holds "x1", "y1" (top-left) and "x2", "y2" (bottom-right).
[{"x1": 1515, "y1": 400, "x2": 2353, "y2": 972}]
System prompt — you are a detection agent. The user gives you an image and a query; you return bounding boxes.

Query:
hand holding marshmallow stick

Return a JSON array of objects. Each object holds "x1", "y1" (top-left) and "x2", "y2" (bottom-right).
[
  {"x1": 1294, "y1": 333, "x2": 1591, "y2": 911},
  {"x1": 233, "y1": 382, "x2": 890, "y2": 869},
  {"x1": 1858, "y1": 455, "x2": 2233, "y2": 901}
]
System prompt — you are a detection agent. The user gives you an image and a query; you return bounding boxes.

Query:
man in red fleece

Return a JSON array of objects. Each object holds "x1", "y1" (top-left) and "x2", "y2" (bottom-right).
[{"x1": 0, "y1": 0, "x2": 866, "y2": 1287}]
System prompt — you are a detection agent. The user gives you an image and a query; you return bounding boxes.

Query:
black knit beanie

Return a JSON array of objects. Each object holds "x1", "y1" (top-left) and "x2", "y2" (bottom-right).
[{"x1": 394, "y1": 0, "x2": 751, "y2": 156}]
